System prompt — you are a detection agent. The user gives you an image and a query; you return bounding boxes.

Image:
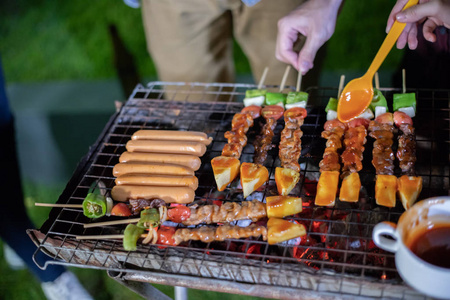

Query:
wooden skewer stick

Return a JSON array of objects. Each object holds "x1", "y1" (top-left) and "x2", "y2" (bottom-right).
[
  {"x1": 84, "y1": 218, "x2": 140, "y2": 228},
  {"x1": 375, "y1": 72, "x2": 380, "y2": 90},
  {"x1": 257, "y1": 67, "x2": 269, "y2": 90},
  {"x1": 76, "y1": 234, "x2": 146, "y2": 240},
  {"x1": 402, "y1": 69, "x2": 407, "y2": 94},
  {"x1": 35, "y1": 203, "x2": 82, "y2": 208},
  {"x1": 296, "y1": 71, "x2": 303, "y2": 92},
  {"x1": 337, "y1": 75, "x2": 345, "y2": 99},
  {"x1": 279, "y1": 65, "x2": 291, "y2": 92}
]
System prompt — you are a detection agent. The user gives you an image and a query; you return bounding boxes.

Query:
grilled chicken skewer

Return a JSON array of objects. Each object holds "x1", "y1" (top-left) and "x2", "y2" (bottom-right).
[
  {"x1": 338, "y1": 118, "x2": 369, "y2": 202},
  {"x1": 394, "y1": 111, "x2": 422, "y2": 209},
  {"x1": 84, "y1": 196, "x2": 302, "y2": 228},
  {"x1": 211, "y1": 106, "x2": 260, "y2": 191},
  {"x1": 369, "y1": 113, "x2": 397, "y2": 207},
  {"x1": 315, "y1": 119, "x2": 346, "y2": 206}
]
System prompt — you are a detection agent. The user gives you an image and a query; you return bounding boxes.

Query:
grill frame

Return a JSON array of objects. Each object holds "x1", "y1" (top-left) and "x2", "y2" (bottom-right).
[{"x1": 29, "y1": 82, "x2": 450, "y2": 299}]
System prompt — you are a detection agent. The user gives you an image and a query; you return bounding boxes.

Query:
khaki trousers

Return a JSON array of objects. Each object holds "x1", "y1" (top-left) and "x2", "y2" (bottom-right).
[{"x1": 141, "y1": 0, "x2": 306, "y2": 88}]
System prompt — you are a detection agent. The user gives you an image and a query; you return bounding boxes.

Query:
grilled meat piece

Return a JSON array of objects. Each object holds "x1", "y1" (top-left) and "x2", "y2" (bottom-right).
[
  {"x1": 172, "y1": 224, "x2": 267, "y2": 245},
  {"x1": 397, "y1": 124, "x2": 417, "y2": 175},
  {"x1": 341, "y1": 126, "x2": 367, "y2": 176},
  {"x1": 183, "y1": 199, "x2": 267, "y2": 226},
  {"x1": 129, "y1": 198, "x2": 166, "y2": 215},
  {"x1": 254, "y1": 118, "x2": 276, "y2": 165},
  {"x1": 369, "y1": 119, "x2": 395, "y2": 176}
]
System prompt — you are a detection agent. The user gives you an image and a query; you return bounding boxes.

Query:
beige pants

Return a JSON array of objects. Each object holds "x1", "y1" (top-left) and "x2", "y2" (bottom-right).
[{"x1": 141, "y1": 0, "x2": 306, "y2": 88}]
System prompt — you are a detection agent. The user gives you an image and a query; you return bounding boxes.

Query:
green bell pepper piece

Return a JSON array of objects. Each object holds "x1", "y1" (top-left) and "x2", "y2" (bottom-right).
[
  {"x1": 82, "y1": 193, "x2": 107, "y2": 219},
  {"x1": 393, "y1": 93, "x2": 416, "y2": 112},
  {"x1": 245, "y1": 89, "x2": 266, "y2": 98},
  {"x1": 123, "y1": 224, "x2": 145, "y2": 251},
  {"x1": 137, "y1": 208, "x2": 160, "y2": 229},
  {"x1": 369, "y1": 89, "x2": 388, "y2": 112},
  {"x1": 286, "y1": 91, "x2": 308, "y2": 104},
  {"x1": 325, "y1": 97, "x2": 338, "y2": 113},
  {"x1": 265, "y1": 92, "x2": 287, "y2": 106}
]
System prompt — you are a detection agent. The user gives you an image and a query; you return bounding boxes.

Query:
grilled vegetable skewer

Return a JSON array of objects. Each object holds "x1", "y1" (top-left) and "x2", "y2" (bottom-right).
[{"x1": 84, "y1": 197, "x2": 302, "y2": 228}]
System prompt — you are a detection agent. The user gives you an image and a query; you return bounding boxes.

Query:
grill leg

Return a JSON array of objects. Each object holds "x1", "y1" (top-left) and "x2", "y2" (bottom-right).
[
  {"x1": 108, "y1": 271, "x2": 172, "y2": 300},
  {"x1": 175, "y1": 286, "x2": 188, "y2": 300}
]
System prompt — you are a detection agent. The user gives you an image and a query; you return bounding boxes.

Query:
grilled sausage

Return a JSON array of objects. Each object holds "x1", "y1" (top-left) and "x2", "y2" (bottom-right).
[
  {"x1": 115, "y1": 174, "x2": 198, "y2": 190},
  {"x1": 126, "y1": 140, "x2": 206, "y2": 156},
  {"x1": 119, "y1": 151, "x2": 201, "y2": 171},
  {"x1": 131, "y1": 130, "x2": 212, "y2": 145},
  {"x1": 111, "y1": 185, "x2": 195, "y2": 203},
  {"x1": 112, "y1": 162, "x2": 194, "y2": 177}
]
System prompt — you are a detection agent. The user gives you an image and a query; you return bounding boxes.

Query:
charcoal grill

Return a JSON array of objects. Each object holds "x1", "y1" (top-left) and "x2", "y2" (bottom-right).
[{"x1": 28, "y1": 82, "x2": 450, "y2": 299}]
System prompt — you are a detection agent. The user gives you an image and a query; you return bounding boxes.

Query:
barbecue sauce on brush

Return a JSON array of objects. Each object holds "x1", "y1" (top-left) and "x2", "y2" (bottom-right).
[{"x1": 408, "y1": 224, "x2": 450, "y2": 268}]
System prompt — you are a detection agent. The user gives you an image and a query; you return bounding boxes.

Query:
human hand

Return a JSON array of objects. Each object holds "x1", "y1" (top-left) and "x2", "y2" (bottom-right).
[
  {"x1": 275, "y1": 0, "x2": 343, "y2": 75},
  {"x1": 386, "y1": 0, "x2": 450, "y2": 50}
]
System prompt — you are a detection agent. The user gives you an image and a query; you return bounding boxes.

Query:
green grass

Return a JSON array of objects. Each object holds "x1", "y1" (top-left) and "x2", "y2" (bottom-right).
[{"x1": 0, "y1": 0, "x2": 403, "y2": 83}]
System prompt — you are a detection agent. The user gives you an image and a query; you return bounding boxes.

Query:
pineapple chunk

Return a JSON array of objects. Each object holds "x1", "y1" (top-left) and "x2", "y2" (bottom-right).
[
  {"x1": 240, "y1": 162, "x2": 269, "y2": 198},
  {"x1": 275, "y1": 167, "x2": 300, "y2": 196},
  {"x1": 315, "y1": 171, "x2": 339, "y2": 206},
  {"x1": 339, "y1": 172, "x2": 361, "y2": 202},
  {"x1": 267, "y1": 218, "x2": 306, "y2": 245},
  {"x1": 266, "y1": 196, "x2": 302, "y2": 218},
  {"x1": 397, "y1": 175, "x2": 423, "y2": 210},
  {"x1": 211, "y1": 156, "x2": 240, "y2": 191},
  {"x1": 375, "y1": 175, "x2": 397, "y2": 207}
]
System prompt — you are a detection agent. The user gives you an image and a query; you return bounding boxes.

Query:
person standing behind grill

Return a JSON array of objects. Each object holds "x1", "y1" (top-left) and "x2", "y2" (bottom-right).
[
  {"x1": 136, "y1": 0, "x2": 340, "y2": 90},
  {"x1": 0, "y1": 56, "x2": 93, "y2": 300},
  {"x1": 276, "y1": 0, "x2": 450, "y2": 85}
]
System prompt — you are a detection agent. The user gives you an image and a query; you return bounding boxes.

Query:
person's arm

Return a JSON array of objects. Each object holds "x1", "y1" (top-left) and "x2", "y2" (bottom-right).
[
  {"x1": 386, "y1": 0, "x2": 450, "y2": 50},
  {"x1": 275, "y1": 0, "x2": 343, "y2": 75}
]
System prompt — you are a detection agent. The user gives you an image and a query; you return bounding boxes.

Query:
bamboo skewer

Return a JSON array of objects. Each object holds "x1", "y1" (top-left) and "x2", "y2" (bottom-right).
[
  {"x1": 279, "y1": 65, "x2": 291, "y2": 92},
  {"x1": 84, "y1": 218, "x2": 140, "y2": 228},
  {"x1": 402, "y1": 69, "x2": 407, "y2": 94},
  {"x1": 35, "y1": 203, "x2": 82, "y2": 208},
  {"x1": 375, "y1": 72, "x2": 380, "y2": 90},
  {"x1": 338, "y1": 75, "x2": 345, "y2": 99},
  {"x1": 76, "y1": 234, "x2": 147, "y2": 240},
  {"x1": 257, "y1": 67, "x2": 269, "y2": 90},
  {"x1": 296, "y1": 72, "x2": 303, "y2": 92}
]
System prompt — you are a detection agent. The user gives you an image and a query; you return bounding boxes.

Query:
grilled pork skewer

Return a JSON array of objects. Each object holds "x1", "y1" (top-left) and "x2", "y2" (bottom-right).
[
  {"x1": 368, "y1": 113, "x2": 397, "y2": 207},
  {"x1": 315, "y1": 119, "x2": 346, "y2": 206},
  {"x1": 211, "y1": 106, "x2": 260, "y2": 191},
  {"x1": 84, "y1": 196, "x2": 302, "y2": 228},
  {"x1": 394, "y1": 111, "x2": 422, "y2": 209},
  {"x1": 339, "y1": 118, "x2": 369, "y2": 202}
]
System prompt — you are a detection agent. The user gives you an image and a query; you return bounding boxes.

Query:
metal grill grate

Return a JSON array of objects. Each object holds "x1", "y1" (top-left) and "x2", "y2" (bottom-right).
[{"x1": 31, "y1": 82, "x2": 450, "y2": 299}]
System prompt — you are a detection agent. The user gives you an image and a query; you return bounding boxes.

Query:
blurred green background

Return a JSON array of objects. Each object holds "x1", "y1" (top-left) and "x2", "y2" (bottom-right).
[{"x1": 0, "y1": 1, "x2": 405, "y2": 299}]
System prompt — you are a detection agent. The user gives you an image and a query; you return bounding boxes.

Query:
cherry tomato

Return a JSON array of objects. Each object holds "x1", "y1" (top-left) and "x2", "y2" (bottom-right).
[
  {"x1": 347, "y1": 118, "x2": 370, "y2": 129},
  {"x1": 110, "y1": 203, "x2": 132, "y2": 217},
  {"x1": 167, "y1": 206, "x2": 191, "y2": 223},
  {"x1": 261, "y1": 105, "x2": 284, "y2": 120},
  {"x1": 284, "y1": 107, "x2": 307, "y2": 120},
  {"x1": 241, "y1": 105, "x2": 261, "y2": 119},
  {"x1": 157, "y1": 226, "x2": 177, "y2": 246},
  {"x1": 375, "y1": 112, "x2": 394, "y2": 125},
  {"x1": 393, "y1": 111, "x2": 413, "y2": 127}
]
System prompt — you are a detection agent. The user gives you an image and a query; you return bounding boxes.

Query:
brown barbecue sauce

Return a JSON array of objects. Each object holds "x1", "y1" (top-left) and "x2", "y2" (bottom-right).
[{"x1": 408, "y1": 224, "x2": 450, "y2": 269}]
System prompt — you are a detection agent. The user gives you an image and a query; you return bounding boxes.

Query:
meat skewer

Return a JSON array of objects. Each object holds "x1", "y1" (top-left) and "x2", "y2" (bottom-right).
[
  {"x1": 211, "y1": 105, "x2": 260, "y2": 191},
  {"x1": 241, "y1": 66, "x2": 298, "y2": 198},
  {"x1": 77, "y1": 218, "x2": 306, "y2": 248},
  {"x1": 339, "y1": 117, "x2": 370, "y2": 202},
  {"x1": 369, "y1": 112, "x2": 397, "y2": 207},
  {"x1": 315, "y1": 76, "x2": 346, "y2": 206},
  {"x1": 84, "y1": 195, "x2": 303, "y2": 228},
  {"x1": 275, "y1": 67, "x2": 308, "y2": 196},
  {"x1": 392, "y1": 71, "x2": 422, "y2": 209}
]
